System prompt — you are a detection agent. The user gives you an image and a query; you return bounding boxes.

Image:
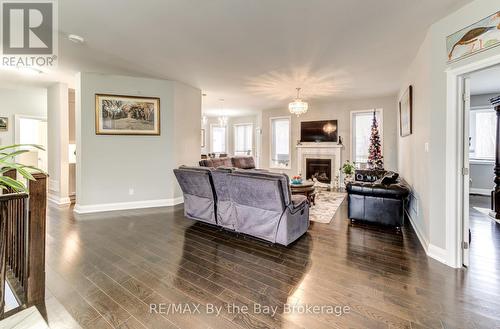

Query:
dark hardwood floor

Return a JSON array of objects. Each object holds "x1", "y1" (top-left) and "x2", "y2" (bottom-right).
[{"x1": 40, "y1": 199, "x2": 500, "y2": 329}]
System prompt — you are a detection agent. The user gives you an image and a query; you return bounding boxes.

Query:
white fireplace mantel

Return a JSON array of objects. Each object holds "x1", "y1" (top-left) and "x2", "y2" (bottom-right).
[{"x1": 296, "y1": 143, "x2": 343, "y2": 187}]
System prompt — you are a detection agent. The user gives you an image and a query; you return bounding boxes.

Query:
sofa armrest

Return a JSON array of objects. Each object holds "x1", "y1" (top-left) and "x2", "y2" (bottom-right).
[{"x1": 290, "y1": 195, "x2": 308, "y2": 210}]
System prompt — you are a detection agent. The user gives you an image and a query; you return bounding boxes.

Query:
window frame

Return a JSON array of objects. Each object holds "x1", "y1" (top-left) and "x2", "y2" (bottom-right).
[
  {"x1": 210, "y1": 123, "x2": 228, "y2": 153},
  {"x1": 350, "y1": 109, "x2": 384, "y2": 165},
  {"x1": 469, "y1": 105, "x2": 495, "y2": 162},
  {"x1": 269, "y1": 116, "x2": 291, "y2": 169},
  {"x1": 233, "y1": 123, "x2": 253, "y2": 156}
]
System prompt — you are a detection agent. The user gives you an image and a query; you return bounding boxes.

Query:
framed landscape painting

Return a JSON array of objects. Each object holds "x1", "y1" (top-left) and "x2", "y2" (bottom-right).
[
  {"x1": 0, "y1": 117, "x2": 8, "y2": 131},
  {"x1": 447, "y1": 11, "x2": 500, "y2": 62},
  {"x1": 399, "y1": 86, "x2": 412, "y2": 137},
  {"x1": 95, "y1": 94, "x2": 160, "y2": 135}
]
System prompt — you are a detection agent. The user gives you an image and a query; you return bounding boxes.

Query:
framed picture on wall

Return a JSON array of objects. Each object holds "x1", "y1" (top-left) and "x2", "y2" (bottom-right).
[
  {"x1": 0, "y1": 117, "x2": 7, "y2": 131},
  {"x1": 95, "y1": 94, "x2": 160, "y2": 135},
  {"x1": 399, "y1": 85, "x2": 412, "y2": 137},
  {"x1": 447, "y1": 11, "x2": 500, "y2": 62}
]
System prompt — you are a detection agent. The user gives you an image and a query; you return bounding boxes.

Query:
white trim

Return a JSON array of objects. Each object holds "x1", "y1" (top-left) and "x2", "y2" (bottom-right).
[
  {"x1": 446, "y1": 52, "x2": 500, "y2": 268},
  {"x1": 407, "y1": 210, "x2": 449, "y2": 264},
  {"x1": 48, "y1": 194, "x2": 71, "y2": 207},
  {"x1": 14, "y1": 114, "x2": 48, "y2": 145},
  {"x1": 269, "y1": 116, "x2": 292, "y2": 169},
  {"x1": 428, "y1": 244, "x2": 449, "y2": 265},
  {"x1": 470, "y1": 188, "x2": 492, "y2": 196},
  {"x1": 73, "y1": 197, "x2": 184, "y2": 214},
  {"x1": 350, "y1": 108, "x2": 383, "y2": 164},
  {"x1": 406, "y1": 210, "x2": 429, "y2": 252},
  {"x1": 469, "y1": 159, "x2": 494, "y2": 165}
]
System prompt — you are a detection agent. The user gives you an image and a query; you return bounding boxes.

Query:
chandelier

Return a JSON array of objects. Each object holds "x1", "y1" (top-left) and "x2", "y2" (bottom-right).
[
  {"x1": 218, "y1": 98, "x2": 228, "y2": 126},
  {"x1": 218, "y1": 115, "x2": 228, "y2": 126},
  {"x1": 289, "y1": 87, "x2": 308, "y2": 116}
]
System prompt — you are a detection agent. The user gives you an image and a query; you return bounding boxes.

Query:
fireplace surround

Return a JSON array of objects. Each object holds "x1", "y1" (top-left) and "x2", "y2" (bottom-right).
[{"x1": 296, "y1": 143, "x2": 342, "y2": 187}]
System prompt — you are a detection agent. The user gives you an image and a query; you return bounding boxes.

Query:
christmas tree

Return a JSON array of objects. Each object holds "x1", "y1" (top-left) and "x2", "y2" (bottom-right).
[{"x1": 367, "y1": 111, "x2": 384, "y2": 169}]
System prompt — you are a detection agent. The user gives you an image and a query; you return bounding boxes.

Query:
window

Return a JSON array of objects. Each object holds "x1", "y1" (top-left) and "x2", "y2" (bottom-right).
[
  {"x1": 234, "y1": 124, "x2": 253, "y2": 155},
  {"x1": 270, "y1": 117, "x2": 290, "y2": 168},
  {"x1": 211, "y1": 125, "x2": 227, "y2": 153},
  {"x1": 351, "y1": 109, "x2": 383, "y2": 164},
  {"x1": 469, "y1": 107, "x2": 495, "y2": 161}
]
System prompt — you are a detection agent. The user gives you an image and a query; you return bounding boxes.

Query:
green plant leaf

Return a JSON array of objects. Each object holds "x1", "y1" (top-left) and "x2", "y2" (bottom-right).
[
  {"x1": 0, "y1": 144, "x2": 45, "y2": 152},
  {"x1": 0, "y1": 176, "x2": 27, "y2": 192}
]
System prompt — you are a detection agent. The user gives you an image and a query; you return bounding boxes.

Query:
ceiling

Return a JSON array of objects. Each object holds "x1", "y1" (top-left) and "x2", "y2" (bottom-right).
[
  {"x1": 0, "y1": 0, "x2": 471, "y2": 115},
  {"x1": 470, "y1": 65, "x2": 500, "y2": 95}
]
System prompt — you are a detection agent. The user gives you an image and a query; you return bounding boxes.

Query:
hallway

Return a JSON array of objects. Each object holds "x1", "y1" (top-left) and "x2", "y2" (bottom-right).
[{"x1": 468, "y1": 195, "x2": 500, "y2": 292}]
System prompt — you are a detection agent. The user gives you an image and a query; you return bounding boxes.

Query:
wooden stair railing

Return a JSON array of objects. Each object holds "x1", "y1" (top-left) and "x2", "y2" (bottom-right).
[{"x1": 0, "y1": 170, "x2": 47, "y2": 319}]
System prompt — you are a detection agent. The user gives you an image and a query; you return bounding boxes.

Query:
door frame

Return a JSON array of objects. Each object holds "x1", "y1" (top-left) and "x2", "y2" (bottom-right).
[
  {"x1": 14, "y1": 114, "x2": 48, "y2": 145},
  {"x1": 445, "y1": 53, "x2": 500, "y2": 268}
]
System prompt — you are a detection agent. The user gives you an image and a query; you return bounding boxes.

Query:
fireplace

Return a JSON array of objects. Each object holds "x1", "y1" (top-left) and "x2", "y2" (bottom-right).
[{"x1": 306, "y1": 158, "x2": 332, "y2": 183}]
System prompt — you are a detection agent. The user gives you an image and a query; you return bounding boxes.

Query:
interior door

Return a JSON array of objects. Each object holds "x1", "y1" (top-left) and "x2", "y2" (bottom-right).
[{"x1": 462, "y1": 77, "x2": 471, "y2": 267}]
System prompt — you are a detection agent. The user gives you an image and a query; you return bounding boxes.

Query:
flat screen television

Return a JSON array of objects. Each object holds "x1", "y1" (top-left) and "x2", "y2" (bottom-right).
[{"x1": 300, "y1": 120, "x2": 338, "y2": 142}]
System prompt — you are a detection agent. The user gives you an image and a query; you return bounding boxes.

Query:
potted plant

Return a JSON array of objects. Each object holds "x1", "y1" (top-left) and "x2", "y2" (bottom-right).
[
  {"x1": 341, "y1": 161, "x2": 356, "y2": 185},
  {"x1": 0, "y1": 144, "x2": 45, "y2": 192}
]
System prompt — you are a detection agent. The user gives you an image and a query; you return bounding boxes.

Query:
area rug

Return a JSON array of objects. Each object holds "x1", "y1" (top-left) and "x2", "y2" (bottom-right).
[{"x1": 309, "y1": 190, "x2": 346, "y2": 224}]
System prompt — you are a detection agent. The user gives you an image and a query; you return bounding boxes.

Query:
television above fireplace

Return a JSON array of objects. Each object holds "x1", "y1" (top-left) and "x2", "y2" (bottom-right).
[{"x1": 300, "y1": 120, "x2": 338, "y2": 142}]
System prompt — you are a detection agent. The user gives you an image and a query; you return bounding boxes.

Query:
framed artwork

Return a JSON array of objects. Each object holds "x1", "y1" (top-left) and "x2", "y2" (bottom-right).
[
  {"x1": 95, "y1": 94, "x2": 160, "y2": 135},
  {"x1": 0, "y1": 117, "x2": 8, "y2": 131},
  {"x1": 201, "y1": 129, "x2": 205, "y2": 147},
  {"x1": 447, "y1": 11, "x2": 500, "y2": 62},
  {"x1": 399, "y1": 86, "x2": 412, "y2": 137}
]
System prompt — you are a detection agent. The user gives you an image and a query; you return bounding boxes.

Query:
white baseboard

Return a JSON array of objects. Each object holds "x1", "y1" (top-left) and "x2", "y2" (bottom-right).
[
  {"x1": 73, "y1": 197, "x2": 184, "y2": 214},
  {"x1": 406, "y1": 210, "x2": 449, "y2": 265},
  {"x1": 406, "y1": 210, "x2": 429, "y2": 252},
  {"x1": 427, "y1": 244, "x2": 448, "y2": 265},
  {"x1": 469, "y1": 188, "x2": 492, "y2": 196},
  {"x1": 48, "y1": 194, "x2": 71, "y2": 207}
]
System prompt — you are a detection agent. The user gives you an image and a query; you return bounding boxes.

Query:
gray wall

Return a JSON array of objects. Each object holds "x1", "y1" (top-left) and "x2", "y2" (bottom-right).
[
  {"x1": 397, "y1": 0, "x2": 500, "y2": 253},
  {"x1": 260, "y1": 95, "x2": 399, "y2": 175},
  {"x1": 76, "y1": 73, "x2": 200, "y2": 209}
]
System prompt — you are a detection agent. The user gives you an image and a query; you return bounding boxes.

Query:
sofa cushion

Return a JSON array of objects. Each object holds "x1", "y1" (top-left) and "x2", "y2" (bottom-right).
[
  {"x1": 380, "y1": 171, "x2": 399, "y2": 185},
  {"x1": 346, "y1": 180, "x2": 410, "y2": 199},
  {"x1": 199, "y1": 157, "x2": 232, "y2": 168},
  {"x1": 231, "y1": 156, "x2": 256, "y2": 169}
]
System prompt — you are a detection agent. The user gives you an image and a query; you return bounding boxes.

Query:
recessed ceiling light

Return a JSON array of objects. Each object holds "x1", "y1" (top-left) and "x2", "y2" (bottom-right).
[
  {"x1": 17, "y1": 66, "x2": 43, "y2": 75},
  {"x1": 68, "y1": 34, "x2": 85, "y2": 44}
]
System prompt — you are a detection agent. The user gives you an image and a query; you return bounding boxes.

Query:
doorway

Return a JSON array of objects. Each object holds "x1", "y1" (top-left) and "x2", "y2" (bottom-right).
[
  {"x1": 14, "y1": 115, "x2": 48, "y2": 172},
  {"x1": 460, "y1": 65, "x2": 500, "y2": 268}
]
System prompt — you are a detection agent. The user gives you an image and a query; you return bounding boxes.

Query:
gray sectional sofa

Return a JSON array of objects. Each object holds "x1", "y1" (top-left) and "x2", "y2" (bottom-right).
[{"x1": 173, "y1": 166, "x2": 310, "y2": 246}]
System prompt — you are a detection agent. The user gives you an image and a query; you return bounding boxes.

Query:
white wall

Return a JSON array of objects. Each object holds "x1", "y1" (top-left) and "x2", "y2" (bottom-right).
[
  {"x1": 0, "y1": 86, "x2": 47, "y2": 146},
  {"x1": 75, "y1": 73, "x2": 200, "y2": 213},
  {"x1": 260, "y1": 95, "x2": 399, "y2": 175},
  {"x1": 398, "y1": 0, "x2": 500, "y2": 259}
]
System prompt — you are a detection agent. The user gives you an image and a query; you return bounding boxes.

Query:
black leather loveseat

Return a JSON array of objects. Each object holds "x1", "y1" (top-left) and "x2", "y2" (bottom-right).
[{"x1": 346, "y1": 170, "x2": 410, "y2": 228}]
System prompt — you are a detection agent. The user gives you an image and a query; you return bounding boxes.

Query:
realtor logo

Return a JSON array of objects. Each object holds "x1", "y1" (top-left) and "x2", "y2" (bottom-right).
[{"x1": 1, "y1": 0, "x2": 57, "y2": 66}]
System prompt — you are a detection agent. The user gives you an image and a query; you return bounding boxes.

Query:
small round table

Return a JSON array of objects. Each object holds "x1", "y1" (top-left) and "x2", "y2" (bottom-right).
[{"x1": 290, "y1": 181, "x2": 316, "y2": 205}]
